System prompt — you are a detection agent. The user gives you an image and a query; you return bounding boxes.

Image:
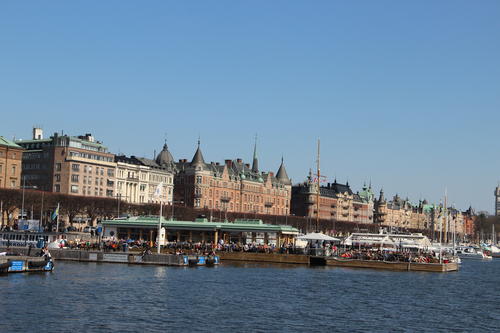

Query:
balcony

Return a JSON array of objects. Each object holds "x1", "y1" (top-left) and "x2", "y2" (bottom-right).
[
  {"x1": 220, "y1": 196, "x2": 231, "y2": 203},
  {"x1": 127, "y1": 176, "x2": 139, "y2": 181}
]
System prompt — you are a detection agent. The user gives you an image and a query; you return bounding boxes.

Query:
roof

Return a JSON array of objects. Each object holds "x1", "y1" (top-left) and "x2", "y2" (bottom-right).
[
  {"x1": 0, "y1": 136, "x2": 23, "y2": 149},
  {"x1": 191, "y1": 144, "x2": 206, "y2": 165},
  {"x1": 276, "y1": 158, "x2": 291, "y2": 185},
  {"x1": 101, "y1": 216, "x2": 299, "y2": 234},
  {"x1": 156, "y1": 143, "x2": 175, "y2": 166}
]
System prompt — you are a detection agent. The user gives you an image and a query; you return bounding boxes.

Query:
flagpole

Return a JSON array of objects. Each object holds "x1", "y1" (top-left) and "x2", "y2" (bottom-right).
[
  {"x1": 55, "y1": 203, "x2": 60, "y2": 234},
  {"x1": 157, "y1": 201, "x2": 162, "y2": 254}
]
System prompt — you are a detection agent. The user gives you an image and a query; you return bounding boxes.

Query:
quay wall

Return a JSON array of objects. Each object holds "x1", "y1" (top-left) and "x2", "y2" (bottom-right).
[
  {"x1": 0, "y1": 247, "x2": 185, "y2": 266},
  {"x1": 219, "y1": 252, "x2": 309, "y2": 264}
]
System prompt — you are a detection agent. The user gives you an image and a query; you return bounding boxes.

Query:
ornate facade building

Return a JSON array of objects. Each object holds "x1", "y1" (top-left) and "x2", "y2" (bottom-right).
[
  {"x1": 16, "y1": 129, "x2": 116, "y2": 198},
  {"x1": 172, "y1": 141, "x2": 292, "y2": 215},
  {"x1": 290, "y1": 174, "x2": 375, "y2": 224},
  {"x1": 0, "y1": 136, "x2": 23, "y2": 189},
  {"x1": 115, "y1": 148, "x2": 175, "y2": 205}
]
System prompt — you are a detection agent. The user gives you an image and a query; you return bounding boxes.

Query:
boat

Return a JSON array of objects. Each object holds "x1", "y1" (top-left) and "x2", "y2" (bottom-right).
[
  {"x1": 0, "y1": 256, "x2": 54, "y2": 273},
  {"x1": 456, "y1": 246, "x2": 491, "y2": 260}
]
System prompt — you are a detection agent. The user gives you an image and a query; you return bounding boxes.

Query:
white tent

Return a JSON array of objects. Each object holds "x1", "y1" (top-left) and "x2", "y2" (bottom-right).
[{"x1": 296, "y1": 233, "x2": 340, "y2": 242}]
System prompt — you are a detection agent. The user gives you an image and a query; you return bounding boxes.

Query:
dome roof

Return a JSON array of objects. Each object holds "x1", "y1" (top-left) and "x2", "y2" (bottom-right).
[{"x1": 156, "y1": 143, "x2": 174, "y2": 166}]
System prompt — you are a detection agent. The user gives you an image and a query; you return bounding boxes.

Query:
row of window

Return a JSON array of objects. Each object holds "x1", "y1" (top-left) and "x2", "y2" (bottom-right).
[
  {"x1": 0, "y1": 178, "x2": 18, "y2": 188},
  {"x1": 0, "y1": 164, "x2": 17, "y2": 175}
]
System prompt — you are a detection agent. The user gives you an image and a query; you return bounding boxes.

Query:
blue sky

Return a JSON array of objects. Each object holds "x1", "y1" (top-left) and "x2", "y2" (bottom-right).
[{"x1": 1, "y1": 1, "x2": 499, "y2": 213}]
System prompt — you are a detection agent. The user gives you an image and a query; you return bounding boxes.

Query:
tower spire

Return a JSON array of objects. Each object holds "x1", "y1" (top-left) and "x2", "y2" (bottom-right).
[{"x1": 251, "y1": 134, "x2": 259, "y2": 173}]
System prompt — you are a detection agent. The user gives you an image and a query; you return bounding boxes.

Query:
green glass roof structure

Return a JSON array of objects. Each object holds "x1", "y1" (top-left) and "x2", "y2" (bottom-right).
[{"x1": 102, "y1": 216, "x2": 299, "y2": 234}]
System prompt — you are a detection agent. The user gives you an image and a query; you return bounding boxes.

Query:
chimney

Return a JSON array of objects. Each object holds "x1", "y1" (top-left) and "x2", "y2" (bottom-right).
[
  {"x1": 225, "y1": 159, "x2": 232, "y2": 167},
  {"x1": 236, "y1": 158, "x2": 242, "y2": 164},
  {"x1": 33, "y1": 127, "x2": 43, "y2": 140},
  {"x1": 245, "y1": 163, "x2": 250, "y2": 169},
  {"x1": 216, "y1": 162, "x2": 220, "y2": 166},
  {"x1": 269, "y1": 172, "x2": 274, "y2": 177}
]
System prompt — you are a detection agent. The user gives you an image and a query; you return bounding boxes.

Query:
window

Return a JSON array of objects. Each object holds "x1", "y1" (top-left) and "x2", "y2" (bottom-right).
[
  {"x1": 55, "y1": 163, "x2": 61, "y2": 171},
  {"x1": 84, "y1": 165, "x2": 88, "y2": 173},
  {"x1": 100, "y1": 168, "x2": 104, "y2": 176},
  {"x1": 71, "y1": 174, "x2": 79, "y2": 182},
  {"x1": 54, "y1": 184, "x2": 60, "y2": 192},
  {"x1": 10, "y1": 180, "x2": 16, "y2": 188},
  {"x1": 55, "y1": 174, "x2": 61, "y2": 182},
  {"x1": 71, "y1": 185, "x2": 79, "y2": 193},
  {"x1": 11, "y1": 165, "x2": 16, "y2": 175},
  {"x1": 0, "y1": 164, "x2": 2, "y2": 173},
  {"x1": 196, "y1": 176, "x2": 202, "y2": 184},
  {"x1": 72, "y1": 163, "x2": 80, "y2": 172},
  {"x1": 107, "y1": 169, "x2": 114, "y2": 177}
]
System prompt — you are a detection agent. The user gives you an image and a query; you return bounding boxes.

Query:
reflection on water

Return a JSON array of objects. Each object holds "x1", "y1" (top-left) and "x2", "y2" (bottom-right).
[{"x1": 1, "y1": 260, "x2": 499, "y2": 332}]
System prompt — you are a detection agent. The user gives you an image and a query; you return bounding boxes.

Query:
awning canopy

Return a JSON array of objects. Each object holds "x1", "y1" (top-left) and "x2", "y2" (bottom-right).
[{"x1": 296, "y1": 233, "x2": 340, "y2": 241}]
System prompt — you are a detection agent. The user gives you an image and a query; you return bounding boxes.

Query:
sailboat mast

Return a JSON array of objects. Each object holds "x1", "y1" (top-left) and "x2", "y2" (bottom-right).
[{"x1": 316, "y1": 139, "x2": 320, "y2": 232}]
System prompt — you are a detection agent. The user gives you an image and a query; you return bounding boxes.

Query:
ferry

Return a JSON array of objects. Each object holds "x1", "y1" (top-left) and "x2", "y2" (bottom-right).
[{"x1": 0, "y1": 231, "x2": 61, "y2": 249}]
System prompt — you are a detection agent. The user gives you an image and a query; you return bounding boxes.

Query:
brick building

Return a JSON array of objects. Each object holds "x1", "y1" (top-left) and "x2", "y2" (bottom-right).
[
  {"x1": 0, "y1": 136, "x2": 23, "y2": 189},
  {"x1": 290, "y1": 173, "x2": 375, "y2": 224},
  {"x1": 16, "y1": 129, "x2": 116, "y2": 198},
  {"x1": 173, "y1": 141, "x2": 291, "y2": 215}
]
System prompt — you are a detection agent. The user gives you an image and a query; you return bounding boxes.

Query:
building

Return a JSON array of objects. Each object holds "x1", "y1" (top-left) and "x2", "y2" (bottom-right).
[
  {"x1": 16, "y1": 128, "x2": 116, "y2": 197},
  {"x1": 173, "y1": 141, "x2": 292, "y2": 215},
  {"x1": 290, "y1": 174, "x2": 375, "y2": 224},
  {"x1": 115, "y1": 145, "x2": 175, "y2": 204},
  {"x1": 495, "y1": 185, "x2": 500, "y2": 216},
  {"x1": 101, "y1": 216, "x2": 299, "y2": 246},
  {"x1": 0, "y1": 136, "x2": 23, "y2": 189}
]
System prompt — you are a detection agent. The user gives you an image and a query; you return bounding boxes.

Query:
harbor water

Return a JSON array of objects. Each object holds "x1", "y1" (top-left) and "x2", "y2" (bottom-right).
[{"x1": 1, "y1": 260, "x2": 499, "y2": 332}]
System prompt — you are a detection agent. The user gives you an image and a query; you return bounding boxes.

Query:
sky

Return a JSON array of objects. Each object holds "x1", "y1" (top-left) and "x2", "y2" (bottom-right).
[{"x1": 1, "y1": 1, "x2": 499, "y2": 213}]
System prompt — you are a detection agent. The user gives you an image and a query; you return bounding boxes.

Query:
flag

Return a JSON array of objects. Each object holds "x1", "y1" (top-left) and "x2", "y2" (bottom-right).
[
  {"x1": 51, "y1": 203, "x2": 59, "y2": 221},
  {"x1": 154, "y1": 182, "x2": 163, "y2": 199}
]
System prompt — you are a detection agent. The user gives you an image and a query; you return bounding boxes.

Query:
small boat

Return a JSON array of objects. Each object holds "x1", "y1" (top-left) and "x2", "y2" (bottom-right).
[{"x1": 456, "y1": 246, "x2": 491, "y2": 260}]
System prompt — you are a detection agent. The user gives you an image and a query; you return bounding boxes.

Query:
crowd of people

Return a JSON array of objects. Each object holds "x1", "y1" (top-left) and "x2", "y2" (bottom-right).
[
  {"x1": 337, "y1": 249, "x2": 449, "y2": 263},
  {"x1": 50, "y1": 237, "x2": 458, "y2": 263}
]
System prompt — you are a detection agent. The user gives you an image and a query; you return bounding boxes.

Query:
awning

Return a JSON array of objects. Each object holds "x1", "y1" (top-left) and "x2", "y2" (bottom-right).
[{"x1": 296, "y1": 233, "x2": 340, "y2": 241}]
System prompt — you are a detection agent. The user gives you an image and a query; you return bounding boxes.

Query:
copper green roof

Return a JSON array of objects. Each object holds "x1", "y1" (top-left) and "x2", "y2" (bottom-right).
[
  {"x1": 0, "y1": 136, "x2": 23, "y2": 149},
  {"x1": 102, "y1": 216, "x2": 299, "y2": 234}
]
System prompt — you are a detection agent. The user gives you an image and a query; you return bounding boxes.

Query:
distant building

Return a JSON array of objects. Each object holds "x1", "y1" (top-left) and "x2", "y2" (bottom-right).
[
  {"x1": 16, "y1": 128, "x2": 116, "y2": 198},
  {"x1": 173, "y1": 140, "x2": 291, "y2": 215},
  {"x1": 0, "y1": 136, "x2": 23, "y2": 189},
  {"x1": 290, "y1": 174, "x2": 375, "y2": 224},
  {"x1": 115, "y1": 144, "x2": 175, "y2": 204},
  {"x1": 495, "y1": 185, "x2": 500, "y2": 216}
]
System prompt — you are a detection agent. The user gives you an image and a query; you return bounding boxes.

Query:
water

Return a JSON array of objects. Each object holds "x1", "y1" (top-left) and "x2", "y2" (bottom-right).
[{"x1": 1, "y1": 260, "x2": 499, "y2": 332}]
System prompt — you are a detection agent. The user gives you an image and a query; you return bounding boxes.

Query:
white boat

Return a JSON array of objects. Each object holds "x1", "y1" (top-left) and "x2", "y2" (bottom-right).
[{"x1": 456, "y1": 246, "x2": 492, "y2": 260}]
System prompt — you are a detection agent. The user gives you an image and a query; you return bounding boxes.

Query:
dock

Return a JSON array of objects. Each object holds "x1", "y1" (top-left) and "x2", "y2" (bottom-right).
[
  {"x1": 311, "y1": 256, "x2": 459, "y2": 272},
  {"x1": 0, "y1": 247, "x2": 218, "y2": 267}
]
